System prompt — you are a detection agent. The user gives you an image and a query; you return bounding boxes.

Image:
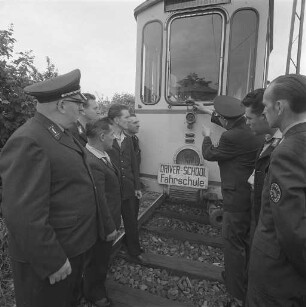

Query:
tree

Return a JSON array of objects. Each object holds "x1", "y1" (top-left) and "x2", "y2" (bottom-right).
[
  {"x1": 177, "y1": 72, "x2": 212, "y2": 88},
  {"x1": 0, "y1": 27, "x2": 58, "y2": 306},
  {"x1": 0, "y1": 25, "x2": 58, "y2": 148},
  {"x1": 111, "y1": 92, "x2": 135, "y2": 112}
]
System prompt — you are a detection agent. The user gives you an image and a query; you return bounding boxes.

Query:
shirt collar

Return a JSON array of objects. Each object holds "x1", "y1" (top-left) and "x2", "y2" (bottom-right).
[
  {"x1": 264, "y1": 129, "x2": 282, "y2": 142},
  {"x1": 273, "y1": 129, "x2": 282, "y2": 139},
  {"x1": 86, "y1": 144, "x2": 109, "y2": 159},
  {"x1": 114, "y1": 131, "x2": 126, "y2": 142}
]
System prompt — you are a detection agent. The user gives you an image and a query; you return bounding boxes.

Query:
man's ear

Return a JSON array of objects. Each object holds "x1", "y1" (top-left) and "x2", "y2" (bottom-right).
[
  {"x1": 276, "y1": 99, "x2": 288, "y2": 115},
  {"x1": 57, "y1": 100, "x2": 66, "y2": 114},
  {"x1": 221, "y1": 117, "x2": 228, "y2": 128},
  {"x1": 99, "y1": 133, "x2": 105, "y2": 142},
  {"x1": 79, "y1": 109, "x2": 85, "y2": 116},
  {"x1": 113, "y1": 117, "x2": 119, "y2": 125}
]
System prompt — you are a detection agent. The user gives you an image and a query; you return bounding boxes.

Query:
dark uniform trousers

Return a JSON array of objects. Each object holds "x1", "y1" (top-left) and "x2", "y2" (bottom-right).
[
  {"x1": 83, "y1": 152, "x2": 122, "y2": 302},
  {"x1": 83, "y1": 240, "x2": 113, "y2": 302},
  {"x1": 247, "y1": 123, "x2": 306, "y2": 306},
  {"x1": 0, "y1": 113, "x2": 100, "y2": 307},
  {"x1": 107, "y1": 135, "x2": 141, "y2": 256},
  {"x1": 121, "y1": 196, "x2": 141, "y2": 255},
  {"x1": 202, "y1": 117, "x2": 263, "y2": 301}
]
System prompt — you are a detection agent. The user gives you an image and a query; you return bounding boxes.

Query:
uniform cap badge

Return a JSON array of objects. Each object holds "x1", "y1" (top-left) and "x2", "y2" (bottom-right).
[{"x1": 270, "y1": 182, "x2": 281, "y2": 203}]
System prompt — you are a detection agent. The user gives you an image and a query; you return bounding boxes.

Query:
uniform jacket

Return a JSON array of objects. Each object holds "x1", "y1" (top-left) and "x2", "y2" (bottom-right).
[
  {"x1": 131, "y1": 135, "x2": 141, "y2": 170},
  {"x1": 252, "y1": 122, "x2": 306, "y2": 296},
  {"x1": 0, "y1": 113, "x2": 99, "y2": 279},
  {"x1": 253, "y1": 138, "x2": 281, "y2": 225},
  {"x1": 70, "y1": 120, "x2": 87, "y2": 147},
  {"x1": 86, "y1": 151, "x2": 122, "y2": 230},
  {"x1": 202, "y1": 117, "x2": 263, "y2": 212},
  {"x1": 107, "y1": 135, "x2": 140, "y2": 200}
]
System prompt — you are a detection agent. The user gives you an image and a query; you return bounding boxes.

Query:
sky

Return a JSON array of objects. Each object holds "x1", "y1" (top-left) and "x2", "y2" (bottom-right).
[{"x1": 0, "y1": 0, "x2": 305, "y2": 98}]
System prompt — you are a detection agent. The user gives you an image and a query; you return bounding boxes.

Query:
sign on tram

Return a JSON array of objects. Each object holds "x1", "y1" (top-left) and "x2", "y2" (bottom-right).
[
  {"x1": 165, "y1": 0, "x2": 231, "y2": 12},
  {"x1": 158, "y1": 163, "x2": 208, "y2": 189}
]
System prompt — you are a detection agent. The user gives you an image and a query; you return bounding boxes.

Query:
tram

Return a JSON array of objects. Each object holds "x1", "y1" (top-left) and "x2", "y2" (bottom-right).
[{"x1": 134, "y1": 0, "x2": 274, "y2": 224}]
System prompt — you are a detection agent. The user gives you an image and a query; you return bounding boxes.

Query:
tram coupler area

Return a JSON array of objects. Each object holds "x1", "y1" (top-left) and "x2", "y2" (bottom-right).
[{"x1": 203, "y1": 193, "x2": 223, "y2": 229}]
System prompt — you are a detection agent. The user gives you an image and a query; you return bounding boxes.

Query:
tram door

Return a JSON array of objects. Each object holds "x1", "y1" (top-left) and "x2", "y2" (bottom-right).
[{"x1": 134, "y1": 0, "x2": 273, "y2": 203}]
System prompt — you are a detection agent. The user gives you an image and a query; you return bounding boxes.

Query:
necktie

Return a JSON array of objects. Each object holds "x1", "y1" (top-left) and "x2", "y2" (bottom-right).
[{"x1": 102, "y1": 156, "x2": 114, "y2": 170}]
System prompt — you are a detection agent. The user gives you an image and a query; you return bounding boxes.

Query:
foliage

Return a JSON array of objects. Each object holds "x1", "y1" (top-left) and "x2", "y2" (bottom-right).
[
  {"x1": 0, "y1": 25, "x2": 58, "y2": 148},
  {"x1": 177, "y1": 73, "x2": 212, "y2": 88},
  {"x1": 0, "y1": 25, "x2": 58, "y2": 307},
  {"x1": 97, "y1": 92, "x2": 135, "y2": 116},
  {"x1": 0, "y1": 218, "x2": 14, "y2": 307},
  {"x1": 111, "y1": 92, "x2": 135, "y2": 112},
  {"x1": 96, "y1": 93, "x2": 110, "y2": 115}
]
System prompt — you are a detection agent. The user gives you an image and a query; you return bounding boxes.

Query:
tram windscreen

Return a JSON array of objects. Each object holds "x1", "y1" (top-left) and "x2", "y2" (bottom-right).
[
  {"x1": 167, "y1": 13, "x2": 222, "y2": 104},
  {"x1": 227, "y1": 10, "x2": 258, "y2": 100}
]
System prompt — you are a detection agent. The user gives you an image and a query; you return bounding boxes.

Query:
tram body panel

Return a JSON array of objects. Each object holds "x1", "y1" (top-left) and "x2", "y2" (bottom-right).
[
  {"x1": 138, "y1": 112, "x2": 224, "y2": 178},
  {"x1": 134, "y1": 0, "x2": 273, "y2": 199}
]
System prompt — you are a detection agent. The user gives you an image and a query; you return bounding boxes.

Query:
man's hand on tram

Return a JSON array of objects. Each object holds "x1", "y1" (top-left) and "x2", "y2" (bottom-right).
[
  {"x1": 135, "y1": 190, "x2": 142, "y2": 199},
  {"x1": 194, "y1": 102, "x2": 214, "y2": 115},
  {"x1": 49, "y1": 258, "x2": 72, "y2": 284},
  {"x1": 202, "y1": 125, "x2": 211, "y2": 137}
]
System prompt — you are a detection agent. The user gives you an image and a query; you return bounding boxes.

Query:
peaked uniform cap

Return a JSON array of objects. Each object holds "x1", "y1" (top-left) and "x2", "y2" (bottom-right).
[
  {"x1": 214, "y1": 95, "x2": 245, "y2": 119},
  {"x1": 24, "y1": 69, "x2": 82, "y2": 103}
]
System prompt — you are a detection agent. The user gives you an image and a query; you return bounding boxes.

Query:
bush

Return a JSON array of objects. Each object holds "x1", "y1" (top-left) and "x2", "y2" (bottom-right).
[
  {"x1": 0, "y1": 25, "x2": 58, "y2": 306},
  {"x1": 0, "y1": 217, "x2": 15, "y2": 307},
  {"x1": 0, "y1": 25, "x2": 58, "y2": 148}
]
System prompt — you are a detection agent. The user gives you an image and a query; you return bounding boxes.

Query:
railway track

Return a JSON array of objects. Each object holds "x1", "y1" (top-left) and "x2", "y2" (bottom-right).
[{"x1": 99, "y1": 192, "x2": 229, "y2": 307}]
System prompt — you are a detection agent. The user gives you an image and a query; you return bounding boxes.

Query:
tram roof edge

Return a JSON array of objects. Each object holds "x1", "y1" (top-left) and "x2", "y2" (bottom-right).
[
  {"x1": 134, "y1": 0, "x2": 274, "y2": 52},
  {"x1": 134, "y1": 0, "x2": 163, "y2": 19}
]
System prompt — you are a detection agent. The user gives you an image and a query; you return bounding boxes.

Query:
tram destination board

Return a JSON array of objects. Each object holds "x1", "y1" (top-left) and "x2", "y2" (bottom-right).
[
  {"x1": 164, "y1": 0, "x2": 231, "y2": 12},
  {"x1": 158, "y1": 163, "x2": 208, "y2": 189}
]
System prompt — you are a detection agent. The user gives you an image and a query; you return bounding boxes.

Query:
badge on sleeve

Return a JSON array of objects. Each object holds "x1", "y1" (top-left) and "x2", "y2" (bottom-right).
[{"x1": 270, "y1": 183, "x2": 281, "y2": 203}]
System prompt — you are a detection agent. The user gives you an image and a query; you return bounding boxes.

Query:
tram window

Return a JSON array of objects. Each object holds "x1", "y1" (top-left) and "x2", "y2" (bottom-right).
[
  {"x1": 167, "y1": 13, "x2": 222, "y2": 104},
  {"x1": 227, "y1": 10, "x2": 258, "y2": 100},
  {"x1": 141, "y1": 21, "x2": 162, "y2": 105}
]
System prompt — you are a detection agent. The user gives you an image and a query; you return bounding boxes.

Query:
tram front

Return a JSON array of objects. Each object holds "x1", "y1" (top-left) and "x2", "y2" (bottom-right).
[{"x1": 133, "y1": 0, "x2": 273, "y2": 226}]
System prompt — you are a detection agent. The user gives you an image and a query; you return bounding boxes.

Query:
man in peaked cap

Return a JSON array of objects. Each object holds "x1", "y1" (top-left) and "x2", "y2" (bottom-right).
[
  {"x1": 195, "y1": 97, "x2": 263, "y2": 306},
  {"x1": 0, "y1": 69, "x2": 102, "y2": 307}
]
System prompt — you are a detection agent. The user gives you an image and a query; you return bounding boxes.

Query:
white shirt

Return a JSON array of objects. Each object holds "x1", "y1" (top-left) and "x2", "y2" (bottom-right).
[
  {"x1": 259, "y1": 129, "x2": 282, "y2": 157},
  {"x1": 85, "y1": 144, "x2": 112, "y2": 164},
  {"x1": 113, "y1": 132, "x2": 126, "y2": 147}
]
